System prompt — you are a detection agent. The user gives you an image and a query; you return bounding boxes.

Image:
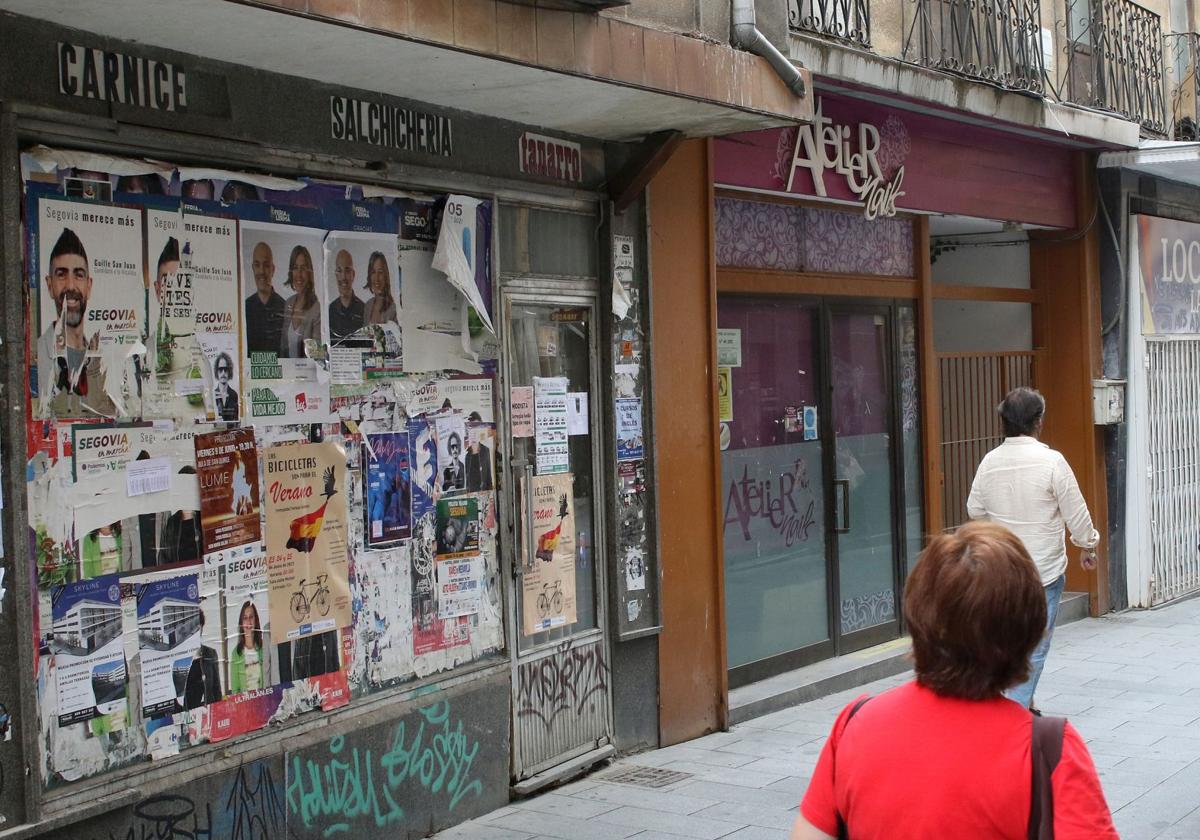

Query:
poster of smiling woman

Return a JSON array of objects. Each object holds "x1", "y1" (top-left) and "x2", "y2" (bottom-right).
[{"x1": 33, "y1": 192, "x2": 145, "y2": 419}]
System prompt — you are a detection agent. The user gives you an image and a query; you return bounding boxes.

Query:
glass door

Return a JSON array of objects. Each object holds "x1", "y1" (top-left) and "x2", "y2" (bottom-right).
[
  {"x1": 504, "y1": 294, "x2": 612, "y2": 781},
  {"x1": 829, "y1": 307, "x2": 902, "y2": 650}
]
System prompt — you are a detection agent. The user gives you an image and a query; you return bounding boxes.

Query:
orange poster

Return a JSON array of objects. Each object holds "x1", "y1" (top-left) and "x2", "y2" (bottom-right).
[{"x1": 520, "y1": 473, "x2": 577, "y2": 635}]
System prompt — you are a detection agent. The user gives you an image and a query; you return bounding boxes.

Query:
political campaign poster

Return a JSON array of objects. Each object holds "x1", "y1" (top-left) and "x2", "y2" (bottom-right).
[
  {"x1": 364, "y1": 431, "x2": 411, "y2": 547},
  {"x1": 144, "y1": 207, "x2": 240, "y2": 420},
  {"x1": 136, "y1": 573, "x2": 201, "y2": 717},
  {"x1": 51, "y1": 574, "x2": 127, "y2": 726},
  {"x1": 406, "y1": 376, "x2": 495, "y2": 422},
  {"x1": 263, "y1": 442, "x2": 350, "y2": 641},
  {"x1": 324, "y1": 230, "x2": 401, "y2": 348},
  {"x1": 238, "y1": 219, "x2": 332, "y2": 424},
  {"x1": 223, "y1": 551, "x2": 277, "y2": 695},
  {"x1": 435, "y1": 496, "x2": 479, "y2": 560},
  {"x1": 434, "y1": 412, "x2": 467, "y2": 496},
  {"x1": 195, "y1": 428, "x2": 261, "y2": 561},
  {"x1": 34, "y1": 195, "x2": 145, "y2": 418},
  {"x1": 520, "y1": 473, "x2": 577, "y2": 635}
]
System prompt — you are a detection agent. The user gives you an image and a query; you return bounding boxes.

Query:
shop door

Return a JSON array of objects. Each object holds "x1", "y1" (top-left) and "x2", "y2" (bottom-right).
[
  {"x1": 718, "y1": 297, "x2": 904, "y2": 686},
  {"x1": 503, "y1": 292, "x2": 614, "y2": 785}
]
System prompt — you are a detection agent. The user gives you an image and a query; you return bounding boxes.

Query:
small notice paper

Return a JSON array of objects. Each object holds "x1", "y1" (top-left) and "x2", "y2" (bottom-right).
[
  {"x1": 567, "y1": 392, "x2": 589, "y2": 436},
  {"x1": 126, "y1": 457, "x2": 172, "y2": 497}
]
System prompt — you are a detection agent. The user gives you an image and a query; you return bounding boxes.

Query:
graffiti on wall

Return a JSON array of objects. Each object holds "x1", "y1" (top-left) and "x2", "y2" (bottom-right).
[{"x1": 515, "y1": 639, "x2": 609, "y2": 730}]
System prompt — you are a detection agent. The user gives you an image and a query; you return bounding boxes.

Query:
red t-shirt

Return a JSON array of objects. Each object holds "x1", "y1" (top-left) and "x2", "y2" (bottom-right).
[{"x1": 800, "y1": 681, "x2": 1117, "y2": 840}]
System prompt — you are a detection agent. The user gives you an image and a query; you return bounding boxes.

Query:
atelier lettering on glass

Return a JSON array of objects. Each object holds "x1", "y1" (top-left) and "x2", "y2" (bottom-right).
[
  {"x1": 58, "y1": 43, "x2": 188, "y2": 112},
  {"x1": 329, "y1": 96, "x2": 454, "y2": 157},
  {"x1": 518, "y1": 132, "x2": 583, "y2": 183}
]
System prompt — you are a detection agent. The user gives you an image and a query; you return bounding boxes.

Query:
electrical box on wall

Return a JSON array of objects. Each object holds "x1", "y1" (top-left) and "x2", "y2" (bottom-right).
[{"x1": 1093, "y1": 379, "x2": 1126, "y2": 425}]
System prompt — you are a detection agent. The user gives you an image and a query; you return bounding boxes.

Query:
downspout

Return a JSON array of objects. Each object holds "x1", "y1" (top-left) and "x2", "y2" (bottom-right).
[{"x1": 731, "y1": 0, "x2": 807, "y2": 99}]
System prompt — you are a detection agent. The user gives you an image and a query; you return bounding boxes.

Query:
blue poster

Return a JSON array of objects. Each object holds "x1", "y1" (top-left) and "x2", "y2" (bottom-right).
[
  {"x1": 51, "y1": 574, "x2": 126, "y2": 726},
  {"x1": 364, "y1": 431, "x2": 412, "y2": 547},
  {"x1": 136, "y1": 574, "x2": 200, "y2": 717},
  {"x1": 615, "y1": 398, "x2": 644, "y2": 462}
]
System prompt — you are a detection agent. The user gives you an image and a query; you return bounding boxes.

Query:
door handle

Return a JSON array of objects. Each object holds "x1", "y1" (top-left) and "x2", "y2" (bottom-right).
[
  {"x1": 834, "y1": 479, "x2": 850, "y2": 533},
  {"x1": 520, "y1": 463, "x2": 536, "y2": 576}
]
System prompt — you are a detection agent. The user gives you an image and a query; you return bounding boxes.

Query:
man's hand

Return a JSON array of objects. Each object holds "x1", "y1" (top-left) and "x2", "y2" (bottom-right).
[{"x1": 1081, "y1": 548, "x2": 1099, "y2": 571}]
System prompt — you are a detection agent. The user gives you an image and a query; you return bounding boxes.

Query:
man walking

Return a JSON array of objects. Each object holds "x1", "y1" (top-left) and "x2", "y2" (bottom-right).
[{"x1": 967, "y1": 386, "x2": 1099, "y2": 710}]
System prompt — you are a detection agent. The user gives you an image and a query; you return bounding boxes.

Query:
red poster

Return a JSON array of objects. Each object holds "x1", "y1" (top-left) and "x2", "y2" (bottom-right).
[
  {"x1": 195, "y1": 428, "x2": 261, "y2": 558},
  {"x1": 208, "y1": 686, "x2": 283, "y2": 743}
]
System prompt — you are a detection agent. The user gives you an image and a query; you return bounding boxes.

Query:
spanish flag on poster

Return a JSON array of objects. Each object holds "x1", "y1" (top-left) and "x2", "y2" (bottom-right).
[{"x1": 264, "y1": 443, "x2": 350, "y2": 641}]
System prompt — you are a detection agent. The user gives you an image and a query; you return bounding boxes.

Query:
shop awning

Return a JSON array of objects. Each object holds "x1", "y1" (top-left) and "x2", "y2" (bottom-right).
[
  {"x1": 0, "y1": 0, "x2": 812, "y2": 142},
  {"x1": 1098, "y1": 140, "x2": 1200, "y2": 188}
]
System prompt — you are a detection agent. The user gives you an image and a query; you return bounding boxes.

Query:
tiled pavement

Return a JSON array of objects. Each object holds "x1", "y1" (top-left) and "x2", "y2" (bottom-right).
[{"x1": 433, "y1": 596, "x2": 1200, "y2": 840}]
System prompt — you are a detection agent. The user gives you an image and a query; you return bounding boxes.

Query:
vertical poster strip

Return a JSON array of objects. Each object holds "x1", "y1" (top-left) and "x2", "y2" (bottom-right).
[
  {"x1": 238, "y1": 220, "x2": 332, "y2": 423},
  {"x1": 136, "y1": 573, "x2": 201, "y2": 718},
  {"x1": 533, "y1": 376, "x2": 569, "y2": 474},
  {"x1": 51, "y1": 573, "x2": 127, "y2": 726},
  {"x1": 224, "y1": 552, "x2": 276, "y2": 695},
  {"x1": 263, "y1": 442, "x2": 350, "y2": 642},
  {"x1": 363, "y1": 431, "x2": 412, "y2": 547},
  {"x1": 194, "y1": 428, "x2": 262, "y2": 561},
  {"x1": 615, "y1": 397, "x2": 644, "y2": 461},
  {"x1": 35, "y1": 196, "x2": 145, "y2": 419},
  {"x1": 324, "y1": 229, "x2": 403, "y2": 382},
  {"x1": 520, "y1": 473, "x2": 577, "y2": 635}
]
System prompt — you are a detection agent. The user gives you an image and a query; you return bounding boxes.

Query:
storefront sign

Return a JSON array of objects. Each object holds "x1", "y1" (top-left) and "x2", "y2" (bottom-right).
[
  {"x1": 330, "y1": 96, "x2": 453, "y2": 157},
  {"x1": 58, "y1": 43, "x2": 187, "y2": 112},
  {"x1": 787, "y1": 99, "x2": 904, "y2": 220},
  {"x1": 1136, "y1": 214, "x2": 1200, "y2": 334},
  {"x1": 518, "y1": 132, "x2": 583, "y2": 183}
]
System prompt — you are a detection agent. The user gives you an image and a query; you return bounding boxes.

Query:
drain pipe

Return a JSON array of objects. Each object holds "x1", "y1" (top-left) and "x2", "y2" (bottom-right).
[{"x1": 731, "y1": 0, "x2": 807, "y2": 99}]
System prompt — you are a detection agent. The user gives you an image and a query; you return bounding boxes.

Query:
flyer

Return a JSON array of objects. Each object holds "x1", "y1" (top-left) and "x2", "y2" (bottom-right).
[
  {"x1": 511, "y1": 386, "x2": 534, "y2": 438},
  {"x1": 533, "y1": 376, "x2": 569, "y2": 475},
  {"x1": 35, "y1": 195, "x2": 145, "y2": 419},
  {"x1": 434, "y1": 412, "x2": 468, "y2": 496},
  {"x1": 435, "y1": 496, "x2": 480, "y2": 559},
  {"x1": 136, "y1": 573, "x2": 201, "y2": 717},
  {"x1": 406, "y1": 376, "x2": 495, "y2": 422},
  {"x1": 238, "y1": 219, "x2": 332, "y2": 424},
  {"x1": 224, "y1": 551, "x2": 277, "y2": 694},
  {"x1": 436, "y1": 556, "x2": 482, "y2": 619},
  {"x1": 364, "y1": 431, "x2": 412, "y2": 547},
  {"x1": 263, "y1": 442, "x2": 351, "y2": 641},
  {"x1": 520, "y1": 473, "x2": 577, "y2": 635},
  {"x1": 411, "y1": 521, "x2": 469, "y2": 656},
  {"x1": 195, "y1": 428, "x2": 261, "y2": 560},
  {"x1": 51, "y1": 574, "x2": 127, "y2": 726},
  {"x1": 615, "y1": 398, "x2": 644, "y2": 461}
]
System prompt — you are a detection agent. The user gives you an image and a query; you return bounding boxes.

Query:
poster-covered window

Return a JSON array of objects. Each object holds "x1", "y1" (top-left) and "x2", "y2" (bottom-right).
[{"x1": 23, "y1": 149, "x2": 507, "y2": 785}]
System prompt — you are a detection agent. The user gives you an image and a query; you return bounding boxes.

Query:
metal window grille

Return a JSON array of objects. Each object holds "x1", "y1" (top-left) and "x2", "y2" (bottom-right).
[
  {"x1": 1165, "y1": 32, "x2": 1200, "y2": 140},
  {"x1": 938, "y1": 351, "x2": 1036, "y2": 529},
  {"x1": 1145, "y1": 339, "x2": 1200, "y2": 604},
  {"x1": 1052, "y1": 0, "x2": 1168, "y2": 135},
  {"x1": 902, "y1": 0, "x2": 1046, "y2": 93},
  {"x1": 789, "y1": 0, "x2": 872, "y2": 47}
]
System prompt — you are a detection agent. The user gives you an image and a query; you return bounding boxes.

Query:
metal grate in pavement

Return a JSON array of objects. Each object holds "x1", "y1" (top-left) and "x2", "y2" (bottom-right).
[{"x1": 599, "y1": 765, "x2": 693, "y2": 788}]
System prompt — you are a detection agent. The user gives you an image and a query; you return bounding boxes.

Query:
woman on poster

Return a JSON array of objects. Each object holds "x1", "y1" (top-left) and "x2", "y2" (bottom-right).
[
  {"x1": 229, "y1": 600, "x2": 265, "y2": 693},
  {"x1": 363, "y1": 251, "x2": 397, "y2": 326},
  {"x1": 280, "y1": 245, "x2": 321, "y2": 359}
]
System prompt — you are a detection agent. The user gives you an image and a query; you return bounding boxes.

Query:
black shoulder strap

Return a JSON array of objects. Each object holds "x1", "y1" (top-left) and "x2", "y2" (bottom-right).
[
  {"x1": 835, "y1": 696, "x2": 871, "y2": 840},
  {"x1": 1028, "y1": 712, "x2": 1066, "y2": 840}
]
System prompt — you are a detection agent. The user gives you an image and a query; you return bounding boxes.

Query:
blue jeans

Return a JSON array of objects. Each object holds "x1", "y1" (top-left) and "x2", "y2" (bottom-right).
[{"x1": 1007, "y1": 574, "x2": 1065, "y2": 709}]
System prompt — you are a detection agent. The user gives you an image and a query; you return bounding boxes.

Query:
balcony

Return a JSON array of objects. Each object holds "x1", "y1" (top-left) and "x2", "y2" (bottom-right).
[
  {"x1": 789, "y1": 0, "x2": 872, "y2": 47},
  {"x1": 1049, "y1": 0, "x2": 1167, "y2": 134},
  {"x1": 1166, "y1": 32, "x2": 1200, "y2": 139},
  {"x1": 901, "y1": 0, "x2": 1047, "y2": 93}
]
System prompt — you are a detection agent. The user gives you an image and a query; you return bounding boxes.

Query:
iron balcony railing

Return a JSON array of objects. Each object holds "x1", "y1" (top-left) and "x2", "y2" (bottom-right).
[
  {"x1": 1165, "y1": 32, "x2": 1200, "y2": 140},
  {"x1": 1051, "y1": 0, "x2": 1167, "y2": 135},
  {"x1": 902, "y1": 0, "x2": 1046, "y2": 93},
  {"x1": 789, "y1": 0, "x2": 871, "y2": 48}
]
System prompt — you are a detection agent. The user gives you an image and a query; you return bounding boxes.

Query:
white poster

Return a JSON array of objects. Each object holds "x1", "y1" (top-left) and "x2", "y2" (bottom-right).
[
  {"x1": 717, "y1": 328, "x2": 742, "y2": 367},
  {"x1": 52, "y1": 574, "x2": 127, "y2": 726},
  {"x1": 36, "y1": 196, "x2": 145, "y2": 418},
  {"x1": 398, "y1": 241, "x2": 479, "y2": 374},
  {"x1": 436, "y1": 556, "x2": 482, "y2": 619},
  {"x1": 533, "y1": 376, "x2": 569, "y2": 475},
  {"x1": 223, "y1": 551, "x2": 277, "y2": 694},
  {"x1": 238, "y1": 220, "x2": 332, "y2": 424},
  {"x1": 407, "y1": 376, "x2": 495, "y2": 422},
  {"x1": 434, "y1": 412, "x2": 468, "y2": 496},
  {"x1": 432, "y1": 195, "x2": 494, "y2": 334}
]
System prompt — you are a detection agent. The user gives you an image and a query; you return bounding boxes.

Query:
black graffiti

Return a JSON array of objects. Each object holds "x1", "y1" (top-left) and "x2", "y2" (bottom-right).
[
  {"x1": 224, "y1": 762, "x2": 286, "y2": 840},
  {"x1": 104, "y1": 795, "x2": 213, "y2": 840},
  {"x1": 515, "y1": 641, "x2": 609, "y2": 729}
]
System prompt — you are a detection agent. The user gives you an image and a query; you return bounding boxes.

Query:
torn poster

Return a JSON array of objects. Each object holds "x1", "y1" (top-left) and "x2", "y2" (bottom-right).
[
  {"x1": 34, "y1": 194, "x2": 145, "y2": 419},
  {"x1": 324, "y1": 229, "x2": 402, "y2": 362},
  {"x1": 182, "y1": 562, "x2": 224, "y2": 714},
  {"x1": 225, "y1": 552, "x2": 278, "y2": 694},
  {"x1": 399, "y1": 237, "x2": 480, "y2": 374},
  {"x1": 613, "y1": 234, "x2": 634, "y2": 320},
  {"x1": 51, "y1": 574, "x2": 127, "y2": 726},
  {"x1": 432, "y1": 195, "x2": 493, "y2": 334},
  {"x1": 136, "y1": 573, "x2": 201, "y2": 718},
  {"x1": 406, "y1": 376, "x2": 495, "y2": 422},
  {"x1": 363, "y1": 431, "x2": 412, "y2": 547},
  {"x1": 195, "y1": 428, "x2": 261, "y2": 561}
]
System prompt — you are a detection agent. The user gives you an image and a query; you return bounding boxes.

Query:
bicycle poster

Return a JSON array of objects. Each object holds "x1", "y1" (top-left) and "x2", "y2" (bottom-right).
[
  {"x1": 263, "y1": 441, "x2": 350, "y2": 642},
  {"x1": 520, "y1": 473, "x2": 577, "y2": 635},
  {"x1": 195, "y1": 428, "x2": 261, "y2": 561}
]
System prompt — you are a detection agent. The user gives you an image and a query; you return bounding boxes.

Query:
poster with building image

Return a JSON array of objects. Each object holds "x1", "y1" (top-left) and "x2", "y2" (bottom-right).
[
  {"x1": 520, "y1": 473, "x2": 577, "y2": 635},
  {"x1": 238, "y1": 219, "x2": 331, "y2": 424},
  {"x1": 34, "y1": 194, "x2": 145, "y2": 418},
  {"x1": 51, "y1": 574, "x2": 127, "y2": 726},
  {"x1": 136, "y1": 573, "x2": 201, "y2": 718},
  {"x1": 194, "y1": 428, "x2": 261, "y2": 561},
  {"x1": 223, "y1": 551, "x2": 277, "y2": 695},
  {"x1": 263, "y1": 442, "x2": 350, "y2": 642}
]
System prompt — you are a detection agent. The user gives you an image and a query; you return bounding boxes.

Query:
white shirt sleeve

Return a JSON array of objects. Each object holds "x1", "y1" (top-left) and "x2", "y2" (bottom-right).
[
  {"x1": 1052, "y1": 455, "x2": 1100, "y2": 550},
  {"x1": 966, "y1": 465, "x2": 988, "y2": 521}
]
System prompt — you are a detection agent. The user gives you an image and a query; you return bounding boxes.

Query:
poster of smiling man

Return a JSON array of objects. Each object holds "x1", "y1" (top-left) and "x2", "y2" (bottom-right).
[{"x1": 34, "y1": 194, "x2": 145, "y2": 419}]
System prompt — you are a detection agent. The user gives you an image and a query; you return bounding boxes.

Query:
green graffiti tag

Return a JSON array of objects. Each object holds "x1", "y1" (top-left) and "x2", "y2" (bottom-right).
[{"x1": 286, "y1": 699, "x2": 483, "y2": 836}]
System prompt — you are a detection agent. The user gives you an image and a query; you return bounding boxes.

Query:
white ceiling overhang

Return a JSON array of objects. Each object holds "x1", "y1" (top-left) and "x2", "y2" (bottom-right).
[
  {"x1": 0, "y1": 0, "x2": 803, "y2": 142},
  {"x1": 1098, "y1": 140, "x2": 1200, "y2": 188}
]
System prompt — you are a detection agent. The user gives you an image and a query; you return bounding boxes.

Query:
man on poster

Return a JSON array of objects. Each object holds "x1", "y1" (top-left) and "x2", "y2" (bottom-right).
[
  {"x1": 441, "y1": 432, "x2": 465, "y2": 492},
  {"x1": 328, "y1": 249, "x2": 365, "y2": 342},
  {"x1": 244, "y1": 242, "x2": 286, "y2": 354},
  {"x1": 212, "y1": 352, "x2": 239, "y2": 421},
  {"x1": 37, "y1": 228, "x2": 116, "y2": 416}
]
